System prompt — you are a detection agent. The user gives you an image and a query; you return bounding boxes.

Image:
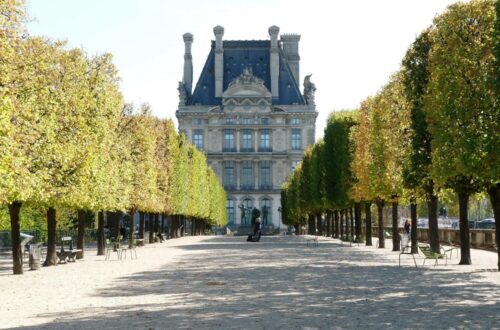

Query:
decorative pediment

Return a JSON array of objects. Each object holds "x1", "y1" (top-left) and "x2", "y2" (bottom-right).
[{"x1": 223, "y1": 67, "x2": 272, "y2": 100}]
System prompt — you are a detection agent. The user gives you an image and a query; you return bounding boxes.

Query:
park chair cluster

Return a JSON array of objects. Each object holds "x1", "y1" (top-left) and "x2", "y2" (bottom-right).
[
  {"x1": 398, "y1": 234, "x2": 457, "y2": 268},
  {"x1": 105, "y1": 236, "x2": 138, "y2": 261},
  {"x1": 56, "y1": 237, "x2": 82, "y2": 264}
]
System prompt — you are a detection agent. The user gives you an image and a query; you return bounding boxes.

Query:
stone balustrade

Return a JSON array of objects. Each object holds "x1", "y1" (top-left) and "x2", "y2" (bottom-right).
[{"x1": 369, "y1": 226, "x2": 496, "y2": 249}]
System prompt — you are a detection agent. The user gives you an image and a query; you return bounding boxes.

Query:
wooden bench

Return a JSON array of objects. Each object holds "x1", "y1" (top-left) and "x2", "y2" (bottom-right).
[
  {"x1": 57, "y1": 237, "x2": 82, "y2": 264},
  {"x1": 419, "y1": 244, "x2": 447, "y2": 267}
]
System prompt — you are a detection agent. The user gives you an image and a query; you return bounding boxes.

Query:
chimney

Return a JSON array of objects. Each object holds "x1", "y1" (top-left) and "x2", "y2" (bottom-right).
[
  {"x1": 182, "y1": 33, "x2": 194, "y2": 95},
  {"x1": 213, "y1": 25, "x2": 224, "y2": 97},
  {"x1": 268, "y1": 25, "x2": 280, "y2": 98},
  {"x1": 280, "y1": 34, "x2": 301, "y2": 84}
]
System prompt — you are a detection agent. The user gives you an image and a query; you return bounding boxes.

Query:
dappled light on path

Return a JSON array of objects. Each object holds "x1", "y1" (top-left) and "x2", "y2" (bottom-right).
[{"x1": 1, "y1": 236, "x2": 499, "y2": 329}]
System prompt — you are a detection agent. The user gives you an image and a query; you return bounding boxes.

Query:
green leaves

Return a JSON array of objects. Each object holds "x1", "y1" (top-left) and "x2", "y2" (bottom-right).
[
  {"x1": 0, "y1": 2, "x2": 226, "y2": 227},
  {"x1": 425, "y1": 0, "x2": 498, "y2": 192}
]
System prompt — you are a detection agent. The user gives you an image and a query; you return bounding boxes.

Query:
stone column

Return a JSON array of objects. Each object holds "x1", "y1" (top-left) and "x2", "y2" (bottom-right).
[
  {"x1": 214, "y1": 26, "x2": 224, "y2": 97},
  {"x1": 268, "y1": 26, "x2": 280, "y2": 98},
  {"x1": 254, "y1": 129, "x2": 259, "y2": 152},
  {"x1": 182, "y1": 33, "x2": 194, "y2": 95}
]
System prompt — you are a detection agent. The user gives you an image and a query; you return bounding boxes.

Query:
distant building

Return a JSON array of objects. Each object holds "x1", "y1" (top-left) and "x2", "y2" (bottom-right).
[{"x1": 176, "y1": 26, "x2": 317, "y2": 231}]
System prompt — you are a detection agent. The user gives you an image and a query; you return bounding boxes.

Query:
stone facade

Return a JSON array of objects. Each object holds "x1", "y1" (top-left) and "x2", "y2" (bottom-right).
[{"x1": 176, "y1": 26, "x2": 317, "y2": 230}]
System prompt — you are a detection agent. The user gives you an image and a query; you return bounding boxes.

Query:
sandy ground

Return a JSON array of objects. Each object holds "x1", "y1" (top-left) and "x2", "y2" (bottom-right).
[{"x1": 0, "y1": 235, "x2": 499, "y2": 329}]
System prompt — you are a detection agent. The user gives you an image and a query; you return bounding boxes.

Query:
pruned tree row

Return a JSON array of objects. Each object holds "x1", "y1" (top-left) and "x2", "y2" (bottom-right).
[
  {"x1": 282, "y1": 0, "x2": 499, "y2": 270},
  {"x1": 0, "y1": 0, "x2": 226, "y2": 274}
]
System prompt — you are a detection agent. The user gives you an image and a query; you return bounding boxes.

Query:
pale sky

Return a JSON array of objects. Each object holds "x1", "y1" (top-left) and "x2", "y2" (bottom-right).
[{"x1": 26, "y1": 0, "x2": 459, "y2": 140}]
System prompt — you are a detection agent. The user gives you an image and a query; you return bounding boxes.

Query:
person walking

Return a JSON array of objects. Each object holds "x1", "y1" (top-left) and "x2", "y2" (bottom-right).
[
  {"x1": 253, "y1": 217, "x2": 262, "y2": 242},
  {"x1": 404, "y1": 219, "x2": 411, "y2": 235}
]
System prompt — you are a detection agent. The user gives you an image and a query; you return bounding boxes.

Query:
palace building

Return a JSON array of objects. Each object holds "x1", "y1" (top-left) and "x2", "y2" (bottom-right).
[{"x1": 176, "y1": 26, "x2": 317, "y2": 232}]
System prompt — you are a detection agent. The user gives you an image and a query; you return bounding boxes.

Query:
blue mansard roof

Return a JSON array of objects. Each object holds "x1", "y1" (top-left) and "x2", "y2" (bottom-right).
[{"x1": 189, "y1": 40, "x2": 305, "y2": 106}]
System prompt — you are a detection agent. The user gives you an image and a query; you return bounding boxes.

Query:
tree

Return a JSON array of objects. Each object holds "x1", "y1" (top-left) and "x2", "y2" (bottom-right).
[
  {"x1": 424, "y1": 0, "x2": 498, "y2": 265},
  {"x1": 350, "y1": 102, "x2": 374, "y2": 245},
  {"x1": 401, "y1": 29, "x2": 440, "y2": 254},
  {"x1": 0, "y1": 0, "x2": 27, "y2": 274},
  {"x1": 323, "y1": 111, "x2": 357, "y2": 240}
]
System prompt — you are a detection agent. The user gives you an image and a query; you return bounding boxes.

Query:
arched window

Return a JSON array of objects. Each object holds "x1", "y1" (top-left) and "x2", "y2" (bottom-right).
[{"x1": 261, "y1": 198, "x2": 272, "y2": 225}]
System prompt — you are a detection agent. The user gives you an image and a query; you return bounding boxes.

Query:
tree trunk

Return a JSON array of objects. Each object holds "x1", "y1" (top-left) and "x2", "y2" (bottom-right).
[
  {"x1": 139, "y1": 212, "x2": 145, "y2": 239},
  {"x1": 392, "y1": 200, "x2": 400, "y2": 252},
  {"x1": 334, "y1": 210, "x2": 339, "y2": 238},
  {"x1": 354, "y1": 203, "x2": 361, "y2": 243},
  {"x1": 76, "y1": 210, "x2": 86, "y2": 259},
  {"x1": 149, "y1": 213, "x2": 155, "y2": 242},
  {"x1": 365, "y1": 202, "x2": 372, "y2": 246},
  {"x1": 345, "y1": 208, "x2": 354, "y2": 242},
  {"x1": 97, "y1": 211, "x2": 105, "y2": 255},
  {"x1": 43, "y1": 207, "x2": 57, "y2": 266},
  {"x1": 161, "y1": 214, "x2": 166, "y2": 234},
  {"x1": 349, "y1": 207, "x2": 354, "y2": 242},
  {"x1": 129, "y1": 210, "x2": 135, "y2": 248},
  {"x1": 325, "y1": 211, "x2": 331, "y2": 237},
  {"x1": 410, "y1": 200, "x2": 418, "y2": 254},
  {"x1": 376, "y1": 200, "x2": 385, "y2": 248},
  {"x1": 316, "y1": 213, "x2": 323, "y2": 236},
  {"x1": 487, "y1": 184, "x2": 500, "y2": 271},
  {"x1": 154, "y1": 213, "x2": 159, "y2": 237},
  {"x1": 112, "y1": 212, "x2": 120, "y2": 239},
  {"x1": 458, "y1": 191, "x2": 472, "y2": 265},
  {"x1": 171, "y1": 215, "x2": 178, "y2": 238},
  {"x1": 339, "y1": 210, "x2": 344, "y2": 240},
  {"x1": 294, "y1": 223, "x2": 300, "y2": 235},
  {"x1": 8, "y1": 201, "x2": 23, "y2": 275},
  {"x1": 306, "y1": 214, "x2": 312, "y2": 235},
  {"x1": 426, "y1": 182, "x2": 440, "y2": 253}
]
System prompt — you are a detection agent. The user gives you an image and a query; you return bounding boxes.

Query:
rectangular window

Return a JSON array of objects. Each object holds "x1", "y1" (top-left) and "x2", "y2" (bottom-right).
[
  {"x1": 193, "y1": 118, "x2": 203, "y2": 126},
  {"x1": 260, "y1": 117, "x2": 270, "y2": 125},
  {"x1": 193, "y1": 129, "x2": 203, "y2": 149},
  {"x1": 223, "y1": 161, "x2": 235, "y2": 187},
  {"x1": 242, "y1": 160, "x2": 253, "y2": 189},
  {"x1": 241, "y1": 118, "x2": 252, "y2": 125},
  {"x1": 225, "y1": 117, "x2": 234, "y2": 125},
  {"x1": 291, "y1": 118, "x2": 301, "y2": 125},
  {"x1": 291, "y1": 160, "x2": 300, "y2": 171},
  {"x1": 292, "y1": 129, "x2": 301, "y2": 150},
  {"x1": 241, "y1": 129, "x2": 253, "y2": 152},
  {"x1": 260, "y1": 160, "x2": 271, "y2": 188},
  {"x1": 226, "y1": 199, "x2": 235, "y2": 224},
  {"x1": 223, "y1": 129, "x2": 235, "y2": 152},
  {"x1": 260, "y1": 129, "x2": 270, "y2": 152}
]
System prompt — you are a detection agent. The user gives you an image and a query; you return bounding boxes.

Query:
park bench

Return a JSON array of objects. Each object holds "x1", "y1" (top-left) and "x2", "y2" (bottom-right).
[
  {"x1": 419, "y1": 244, "x2": 447, "y2": 267},
  {"x1": 57, "y1": 237, "x2": 82, "y2": 264},
  {"x1": 398, "y1": 234, "x2": 417, "y2": 268}
]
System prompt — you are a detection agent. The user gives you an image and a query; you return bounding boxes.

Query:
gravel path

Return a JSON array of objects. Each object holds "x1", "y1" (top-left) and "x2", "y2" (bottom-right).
[{"x1": 1, "y1": 235, "x2": 499, "y2": 329}]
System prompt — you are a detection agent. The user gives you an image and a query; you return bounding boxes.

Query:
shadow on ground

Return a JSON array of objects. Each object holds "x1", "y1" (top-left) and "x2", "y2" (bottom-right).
[{"x1": 16, "y1": 236, "x2": 500, "y2": 329}]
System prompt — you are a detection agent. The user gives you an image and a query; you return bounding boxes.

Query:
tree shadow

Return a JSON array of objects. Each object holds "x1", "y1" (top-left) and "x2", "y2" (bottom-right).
[{"x1": 14, "y1": 236, "x2": 500, "y2": 329}]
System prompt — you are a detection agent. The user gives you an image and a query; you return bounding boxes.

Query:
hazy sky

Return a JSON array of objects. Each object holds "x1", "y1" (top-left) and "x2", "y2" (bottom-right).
[{"x1": 26, "y1": 0, "x2": 458, "y2": 140}]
